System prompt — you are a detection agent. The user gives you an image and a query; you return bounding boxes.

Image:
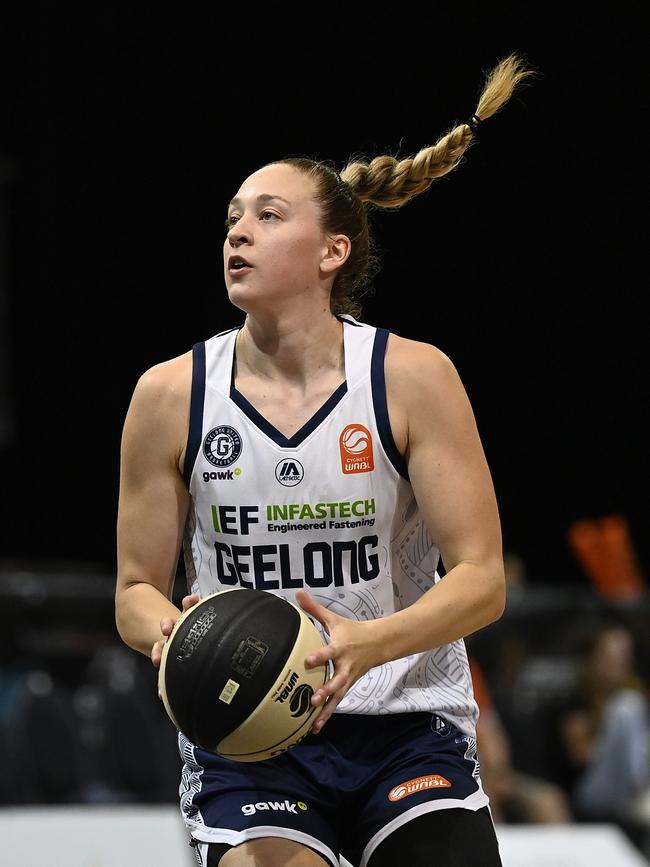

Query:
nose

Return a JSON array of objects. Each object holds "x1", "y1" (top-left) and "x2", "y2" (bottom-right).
[
  {"x1": 227, "y1": 229, "x2": 245, "y2": 246},
  {"x1": 226, "y1": 219, "x2": 251, "y2": 247}
]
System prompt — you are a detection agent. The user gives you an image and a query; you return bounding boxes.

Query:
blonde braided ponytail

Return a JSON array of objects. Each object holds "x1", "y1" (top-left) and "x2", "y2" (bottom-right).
[
  {"x1": 270, "y1": 52, "x2": 538, "y2": 318},
  {"x1": 340, "y1": 52, "x2": 538, "y2": 208}
]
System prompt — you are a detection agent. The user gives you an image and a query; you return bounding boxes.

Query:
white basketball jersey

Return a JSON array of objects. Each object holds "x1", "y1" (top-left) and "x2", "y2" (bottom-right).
[{"x1": 181, "y1": 313, "x2": 479, "y2": 736}]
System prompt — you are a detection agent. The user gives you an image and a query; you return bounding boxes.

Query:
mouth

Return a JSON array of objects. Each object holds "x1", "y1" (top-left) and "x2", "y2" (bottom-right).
[{"x1": 228, "y1": 255, "x2": 253, "y2": 275}]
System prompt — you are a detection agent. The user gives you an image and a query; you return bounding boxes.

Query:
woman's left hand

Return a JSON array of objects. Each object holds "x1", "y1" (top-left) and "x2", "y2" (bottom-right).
[{"x1": 295, "y1": 588, "x2": 382, "y2": 734}]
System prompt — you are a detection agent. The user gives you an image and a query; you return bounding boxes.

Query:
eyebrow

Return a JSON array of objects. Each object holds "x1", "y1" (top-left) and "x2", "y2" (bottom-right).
[{"x1": 228, "y1": 193, "x2": 292, "y2": 208}]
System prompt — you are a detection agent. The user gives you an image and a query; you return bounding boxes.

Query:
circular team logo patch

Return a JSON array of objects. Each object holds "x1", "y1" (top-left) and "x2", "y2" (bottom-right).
[
  {"x1": 275, "y1": 458, "x2": 304, "y2": 487},
  {"x1": 203, "y1": 425, "x2": 243, "y2": 467}
]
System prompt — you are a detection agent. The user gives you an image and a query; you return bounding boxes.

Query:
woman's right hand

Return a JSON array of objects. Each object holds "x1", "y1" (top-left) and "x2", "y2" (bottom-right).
[{"x1": 151, "y1": 593, "x2": 200, "y2": 670}]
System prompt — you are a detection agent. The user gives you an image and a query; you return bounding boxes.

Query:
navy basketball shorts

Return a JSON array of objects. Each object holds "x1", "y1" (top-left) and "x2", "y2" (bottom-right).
[{"x1": 179, "y1": 711, "x2": 496, "y2": 867}]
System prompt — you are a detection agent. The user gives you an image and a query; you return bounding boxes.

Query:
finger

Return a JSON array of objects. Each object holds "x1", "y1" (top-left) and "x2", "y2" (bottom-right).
[
  {"x1": 295, "y1": 589, "x2": 324, "y2": 620},
  {"x1": 311, "y1": 669, "x2": 347, "y2": 706},
  {"x1": 305, "y1": 645, "x2": 335, "y2": 670},
  {"x1": 295, "y1": 589, "x2": 333, "y2": 633},
  {"x1": 311, "y1": 688, "x2": 346, "y2": 733},
  {"x1": 182, "y1": 593, "x2": 199, "y2": 611},
  {"x1": 151, "y1": 641, "x2": 162, "y2": 668},
  {"x1": 160, "y1": 617, "x2": 177, "y2": 636}
]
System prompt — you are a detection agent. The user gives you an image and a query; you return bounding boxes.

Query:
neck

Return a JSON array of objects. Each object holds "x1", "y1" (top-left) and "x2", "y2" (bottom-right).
[{"x1": 236, "y1": 312, "x2": 345, "y2": 389}]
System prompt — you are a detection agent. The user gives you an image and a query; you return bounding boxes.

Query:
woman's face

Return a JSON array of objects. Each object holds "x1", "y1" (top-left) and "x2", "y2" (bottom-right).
[{"x1": 223, "y1": 163, "x2": 332, "y2": 313}]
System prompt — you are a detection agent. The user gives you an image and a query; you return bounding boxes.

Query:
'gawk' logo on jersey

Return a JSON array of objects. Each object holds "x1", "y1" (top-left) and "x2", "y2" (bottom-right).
[{"x1": 339, "y1": 423, "x2": 374, "y2": 474}]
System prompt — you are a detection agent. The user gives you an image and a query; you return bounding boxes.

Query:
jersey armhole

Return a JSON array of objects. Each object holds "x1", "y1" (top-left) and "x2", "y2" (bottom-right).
[
  {"x1": 182, "y1": 341, "x2": 206, "y2": 489},
  {"x1": 371, "y1": 328, "x2": 409, "y2": 481}
]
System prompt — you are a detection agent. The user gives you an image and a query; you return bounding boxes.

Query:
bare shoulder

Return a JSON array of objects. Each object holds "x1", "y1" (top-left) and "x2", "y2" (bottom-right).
[
  {"x1": 135, "y1": 350, "x2": 193, "y2": 402},
  {"x1": 385, "y1": 332, "x2": 463, "y2": 407},
  {"x1": 124, "y1": 350, "x2": 193, "y2": 472},
  {"x1": 384, "y1": 332, "x2": 472, "y2": 457}
]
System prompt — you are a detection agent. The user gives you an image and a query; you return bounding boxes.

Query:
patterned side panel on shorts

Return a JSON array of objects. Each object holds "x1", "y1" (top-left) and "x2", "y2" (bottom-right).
[
  {"x1": 192, "y1": 840, "x2": 204, "y2": 866},
  {"x1": 179, "y1": 731, "x2": 206, "y2": 825},
  {"x1": 456, "y1": 732, "x2": 481, "y2": 780}
]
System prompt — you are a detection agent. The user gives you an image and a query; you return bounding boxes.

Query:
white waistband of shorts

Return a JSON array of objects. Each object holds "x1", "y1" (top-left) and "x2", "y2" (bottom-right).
[{"x1": 187, "y1": 822, "x2": 340, "y2": 867}]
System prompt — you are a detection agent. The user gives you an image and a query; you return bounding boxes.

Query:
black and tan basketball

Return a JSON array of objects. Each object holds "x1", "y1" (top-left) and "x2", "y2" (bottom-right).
[{"x1": 158, "y1": 588, "x2": 329, "y2": 762}]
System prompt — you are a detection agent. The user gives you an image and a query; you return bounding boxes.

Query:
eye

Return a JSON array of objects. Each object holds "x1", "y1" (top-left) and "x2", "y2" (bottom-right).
[{"x1": 224, "y1": 211, "x2": 278, "y2": 231}]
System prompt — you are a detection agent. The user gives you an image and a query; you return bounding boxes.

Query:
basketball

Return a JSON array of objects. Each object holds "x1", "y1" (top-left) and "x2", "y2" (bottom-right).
[{"x1": 158, "y1": 588, "x2": 329, "y2": 762}]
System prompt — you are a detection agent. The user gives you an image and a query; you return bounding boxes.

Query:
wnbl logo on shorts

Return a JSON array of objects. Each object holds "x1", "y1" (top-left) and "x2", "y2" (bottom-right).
[{"x1": 203, "y1": 425, "x2": 243, "y2": 468}]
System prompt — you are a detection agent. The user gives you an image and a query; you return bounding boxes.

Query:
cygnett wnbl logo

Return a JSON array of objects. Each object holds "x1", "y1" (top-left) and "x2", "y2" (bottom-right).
[{"x1": 339, "y1": 423, "x2": 374, "y2": 474}]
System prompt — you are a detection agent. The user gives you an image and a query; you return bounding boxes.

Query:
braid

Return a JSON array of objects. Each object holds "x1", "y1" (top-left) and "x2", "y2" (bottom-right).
[
  {"x1": 340, "y1": 52, "x2": 538, "y2": 210},
  {"x1": 269, "y1": 52, "x2": 538, "y2": 319}
]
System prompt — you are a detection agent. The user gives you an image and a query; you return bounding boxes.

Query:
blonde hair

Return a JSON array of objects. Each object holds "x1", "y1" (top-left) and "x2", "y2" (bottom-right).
[{"x1": 269, "y1": 52, "x2": 538, "y2": 318}]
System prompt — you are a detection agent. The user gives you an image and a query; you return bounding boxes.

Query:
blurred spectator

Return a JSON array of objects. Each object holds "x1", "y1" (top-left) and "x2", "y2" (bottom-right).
[
  {"x1": 553, "y1": 623, "x2": 650, "y2": 826},
  {"x1": 470, "y1": 656, "x2": 572, "y2": 823}
]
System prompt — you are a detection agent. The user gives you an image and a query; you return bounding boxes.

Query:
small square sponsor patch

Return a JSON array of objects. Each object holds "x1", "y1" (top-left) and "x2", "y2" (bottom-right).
[{"x1": 219, "y1": 678, "x2": 240, "y2": 705}]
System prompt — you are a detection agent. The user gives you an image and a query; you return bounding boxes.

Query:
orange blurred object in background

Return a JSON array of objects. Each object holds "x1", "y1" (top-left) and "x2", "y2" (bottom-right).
[{"x1": 567, "y1": 514, "x2": 646, "y2": 601}]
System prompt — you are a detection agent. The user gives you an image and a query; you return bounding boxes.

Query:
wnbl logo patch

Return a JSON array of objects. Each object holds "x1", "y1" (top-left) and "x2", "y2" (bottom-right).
[{"x1": 339, "y1": 423, "x2": 374, "y2": 474}]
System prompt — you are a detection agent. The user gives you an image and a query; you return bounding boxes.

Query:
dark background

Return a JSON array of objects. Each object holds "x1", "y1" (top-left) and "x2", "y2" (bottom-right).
[{"x1": 1, "y1": 4, "x2": 647, "y2": 586}]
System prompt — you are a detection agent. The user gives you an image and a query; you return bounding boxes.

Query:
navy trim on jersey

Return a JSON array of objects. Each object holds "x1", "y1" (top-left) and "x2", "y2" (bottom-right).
[
  {"x1": 214, "y1": 324, "x2": 242, "y2": 338},
  {"x1": 183, "y1": 341, "x2": 206, "y2": 488},
  {"x1": 230, "y1": 375, "x2": 348, "y2": 448},
  {"x1": 371, "y1": 328, "x2": 409, "y2": 481},
  {"x1": 335, "y1": 312, "x2": 363, "y2": 327},
  {"x1": 229, "y1": 325, "x2": 349, "y2": 448}
]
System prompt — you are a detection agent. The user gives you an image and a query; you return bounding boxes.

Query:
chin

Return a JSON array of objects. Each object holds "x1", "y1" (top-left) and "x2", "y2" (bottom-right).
[
  {"x1": 227, "y1": 282, "x2": 289, "y2": 313},
  {"x1": 227, "y1": 282, "x2": 253, "y2": 299},
  {"x1": 226, "y1": 285, "x2": 267, "y2": 316}
]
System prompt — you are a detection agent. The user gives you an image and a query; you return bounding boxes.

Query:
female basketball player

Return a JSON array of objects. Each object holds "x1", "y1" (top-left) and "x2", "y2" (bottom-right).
[{"x1": 115, "y1": 53, "x2": 536, "y2": 867}]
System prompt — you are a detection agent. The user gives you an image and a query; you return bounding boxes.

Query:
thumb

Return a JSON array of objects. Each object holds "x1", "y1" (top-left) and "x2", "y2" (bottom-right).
[{"x1": 295, "y1": 589, "x2": 332, "y2": 632}]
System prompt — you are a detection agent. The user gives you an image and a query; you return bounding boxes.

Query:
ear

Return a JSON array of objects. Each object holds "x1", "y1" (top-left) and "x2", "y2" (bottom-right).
[{"x1": 320, "y1": 233, "x2": 351, "y2": 275}]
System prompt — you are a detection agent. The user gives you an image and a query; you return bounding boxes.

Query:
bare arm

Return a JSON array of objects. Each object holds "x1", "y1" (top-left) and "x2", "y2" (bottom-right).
[
  {"x1": 299, "y1": 339, "x2": 506, "y2": 729},
  {"x1": 115, "y1": 354, "x2": 196, "y2": 660},
  {"x1": 374, "y1": 341, "x2": 505, "y2": 660}
]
